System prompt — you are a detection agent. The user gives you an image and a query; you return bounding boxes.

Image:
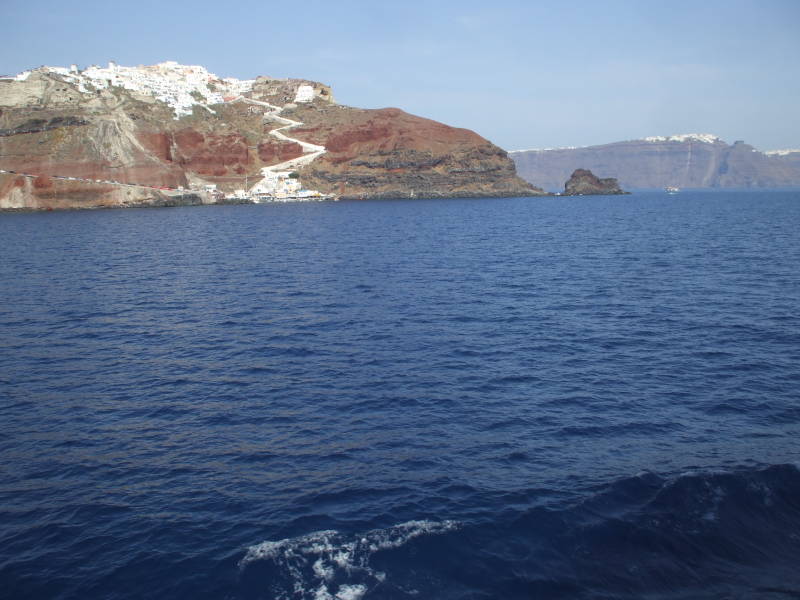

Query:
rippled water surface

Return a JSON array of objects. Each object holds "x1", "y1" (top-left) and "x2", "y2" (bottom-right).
[{"x1": 2, "y1": 192, "x2": 800, "y2": 599}]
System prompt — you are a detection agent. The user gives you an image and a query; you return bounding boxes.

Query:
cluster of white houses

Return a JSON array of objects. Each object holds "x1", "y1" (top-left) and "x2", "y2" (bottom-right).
[
  {"x1": 26, "y1": 61, "x2": 254, "y2": 117},
  {"x1": 205, "y1": 172, "x2": 331, "y2": 203},
  {"x1": 202, "y1": 166, "x2": 331, "y2": 203},
  {"x1": 11, "y1": 61, "x2": 319, "y2": 119}
]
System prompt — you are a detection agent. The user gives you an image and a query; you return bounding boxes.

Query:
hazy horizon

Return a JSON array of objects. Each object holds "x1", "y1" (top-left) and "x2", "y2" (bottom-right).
[{"x1": 3, "y1": 0, "x2": 798, "y2": 152}]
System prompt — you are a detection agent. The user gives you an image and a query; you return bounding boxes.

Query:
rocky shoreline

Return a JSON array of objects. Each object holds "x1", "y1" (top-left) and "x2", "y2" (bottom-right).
[
  {"x1": 0, "y1": 170, "x2": 632, "y2": 213},
  {"x1": 0, "y1": 189, "x2": 548, "y2": 212}
]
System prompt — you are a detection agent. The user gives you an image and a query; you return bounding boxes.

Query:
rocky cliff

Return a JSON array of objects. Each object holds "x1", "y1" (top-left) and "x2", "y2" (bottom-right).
[
  {"x1": 287, "y1": 104, "x2": 537, "y2": 199},
  {"x1": 562, "y1": 169, "x2": 627, "y2": 195},
  {"x1": 510, "y1": 135, "x2": 800, "y2": 191},
  {"x1": 0, "y1": 62, "x2": 541, "y2": 210}
]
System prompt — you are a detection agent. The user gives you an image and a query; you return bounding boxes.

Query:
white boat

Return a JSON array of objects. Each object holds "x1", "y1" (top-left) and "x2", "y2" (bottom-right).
[{"x1": 665, "y1": 186, "x2": 680, "y2": 194}]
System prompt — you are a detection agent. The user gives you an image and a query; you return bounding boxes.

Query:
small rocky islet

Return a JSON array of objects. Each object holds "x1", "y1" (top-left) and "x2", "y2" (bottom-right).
[{"x1": 561, "y1": 168, "x2": 628, "y2": 196}]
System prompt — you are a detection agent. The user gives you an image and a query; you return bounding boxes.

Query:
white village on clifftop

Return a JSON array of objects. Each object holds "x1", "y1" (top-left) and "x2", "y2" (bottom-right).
[{"x1": 1, "y1": 61, "x2": 334, "y2": 203}]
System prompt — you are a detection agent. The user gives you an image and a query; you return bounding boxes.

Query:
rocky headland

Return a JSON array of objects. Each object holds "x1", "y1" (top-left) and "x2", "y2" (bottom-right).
[
  {"x1": 0, "y1": 62, "x2": 542, "y2": 210},
  {"x1": 562, "y1": 169, "x2": 627, "y2": 196},
  {"x1": 288, "y1": 105, "x2": 538, "y2": 200},
  {"x1": 510, "y1": 134, "x2": 800, "y2": 191}
]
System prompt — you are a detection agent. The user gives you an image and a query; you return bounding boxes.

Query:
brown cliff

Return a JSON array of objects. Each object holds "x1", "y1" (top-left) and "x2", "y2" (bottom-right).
[
  {"x1": 286, "y1": 105, "x2": 538, "y2": 199},
  {"x1": 0, "y1": 66, "x2": 541, "y2": 210}
]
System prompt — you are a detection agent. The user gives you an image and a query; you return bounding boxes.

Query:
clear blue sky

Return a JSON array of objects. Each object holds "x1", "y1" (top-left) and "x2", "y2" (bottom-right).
[{"x1": 2, "y1": 0, "x2": 798, "y2": 151}]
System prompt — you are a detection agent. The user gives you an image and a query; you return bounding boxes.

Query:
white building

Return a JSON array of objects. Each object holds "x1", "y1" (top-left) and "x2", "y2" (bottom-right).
[
  {"x1": 33, "y1": 61, "x2": 256, "y2": 118},
  {"x1": 251, "y1": 171, "x2": 303, "y2": 200},
  {"x1": 294, "y1": 85, "x2": 315, "y2": 103}
]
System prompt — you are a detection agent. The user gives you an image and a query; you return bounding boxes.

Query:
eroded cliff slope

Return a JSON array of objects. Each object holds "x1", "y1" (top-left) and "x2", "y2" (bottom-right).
[{"x1": 0, "y1": 62, "x2": 541, "y2": 209}]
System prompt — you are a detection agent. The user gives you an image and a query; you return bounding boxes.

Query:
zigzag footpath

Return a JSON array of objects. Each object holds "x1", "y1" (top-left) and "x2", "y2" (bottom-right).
[
  {"x1": 234, "y1": 97, "x2": 326, "y2": 193},
  {"x1": 0, "y1": 96, "x2": 329, "y2": 206}
]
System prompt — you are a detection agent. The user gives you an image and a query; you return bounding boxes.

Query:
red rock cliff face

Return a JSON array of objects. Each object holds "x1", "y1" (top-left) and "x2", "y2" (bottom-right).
[
  {"x1": 257, "y1": 140, "x2": 303, "y2": 164},
  {"x1": 171, "y1": 129, "x2": 251, "y2": 176},
  {"x1": 288, "y1": 106, "x2": 540, "y2": 199},
  {"x1": 0, "y1": 70, "x2": 541, "y2": 210}
]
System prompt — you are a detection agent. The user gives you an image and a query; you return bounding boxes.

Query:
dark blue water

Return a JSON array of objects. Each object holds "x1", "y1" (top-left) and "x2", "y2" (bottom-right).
[{"x1": 2, "y1": 192, "x2": 800, "y2": 600}]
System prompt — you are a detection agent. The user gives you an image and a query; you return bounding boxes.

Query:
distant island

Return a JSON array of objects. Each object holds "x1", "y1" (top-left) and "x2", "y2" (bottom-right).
[
  {"x1": 510, "y1": 134, "x2": 800, "y2": 191},
  {"x1": 0, "y1": 61, "x2": 542, "y2": 210}
]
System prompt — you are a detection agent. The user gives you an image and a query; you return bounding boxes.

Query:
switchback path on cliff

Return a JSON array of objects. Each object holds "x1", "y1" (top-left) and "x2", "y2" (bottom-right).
[
  {"x1": 0, "y1": 95, "x2": 328, "y2": 199},
  {"x1": 233, "y1": 96, "x2": 326, "y2": 190}
]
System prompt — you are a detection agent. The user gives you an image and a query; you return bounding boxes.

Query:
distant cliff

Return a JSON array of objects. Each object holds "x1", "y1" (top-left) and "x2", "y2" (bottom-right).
[
  {"x1": 0, "y1": 62, "x2": 541, "y2": 210},
  {"x1": 510, "y1": 134, "x2": 800, "y2": 191}
]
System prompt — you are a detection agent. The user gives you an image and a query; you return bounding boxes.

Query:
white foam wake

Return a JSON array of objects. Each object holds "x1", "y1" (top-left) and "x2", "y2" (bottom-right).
[{"x1": 239, "y1": 520, "x2": 458, "y2": 600}]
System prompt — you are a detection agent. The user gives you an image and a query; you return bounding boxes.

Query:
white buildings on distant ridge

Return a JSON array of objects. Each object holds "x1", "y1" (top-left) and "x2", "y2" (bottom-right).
[
  {"x1": 765, "y1": 149, "x2": 800, "y2": 156},
  {"x1": 26, "y1": 61, "x2": 258, "y2": 118},
  {"x1": 643, "y1": 133, "x2": 721, "y2": 144},
  {"x1": 510, "y1": 134, "x2": 724, "y2": 154},
  {"x1": 9, "y1": 61, "x2": 326, "y2": 118}
]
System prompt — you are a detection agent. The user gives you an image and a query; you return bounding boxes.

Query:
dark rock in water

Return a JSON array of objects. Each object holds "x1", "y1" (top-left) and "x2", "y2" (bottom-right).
[{"x1": 562, "y1": 169, "x2": 627, "y2": 195}]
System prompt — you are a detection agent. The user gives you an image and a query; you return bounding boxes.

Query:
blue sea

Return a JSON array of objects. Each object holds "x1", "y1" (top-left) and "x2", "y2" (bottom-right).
[{"x1": 2, "y1": 191, "x2": 800, "y2": 600}]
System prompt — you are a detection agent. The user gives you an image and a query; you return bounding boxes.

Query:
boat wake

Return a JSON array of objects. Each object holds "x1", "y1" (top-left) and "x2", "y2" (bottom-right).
[
  {"x1": 238, "y1": 465, "x2": 800, "y2": 599},
  {"x1": 238, "y1": 520, "x2": 459, "y2": 600}
]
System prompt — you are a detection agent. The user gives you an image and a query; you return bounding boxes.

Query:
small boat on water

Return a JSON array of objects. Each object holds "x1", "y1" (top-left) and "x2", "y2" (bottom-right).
[{"x1": 665, "y1": 186, "x2": 680, "y2": 194}]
